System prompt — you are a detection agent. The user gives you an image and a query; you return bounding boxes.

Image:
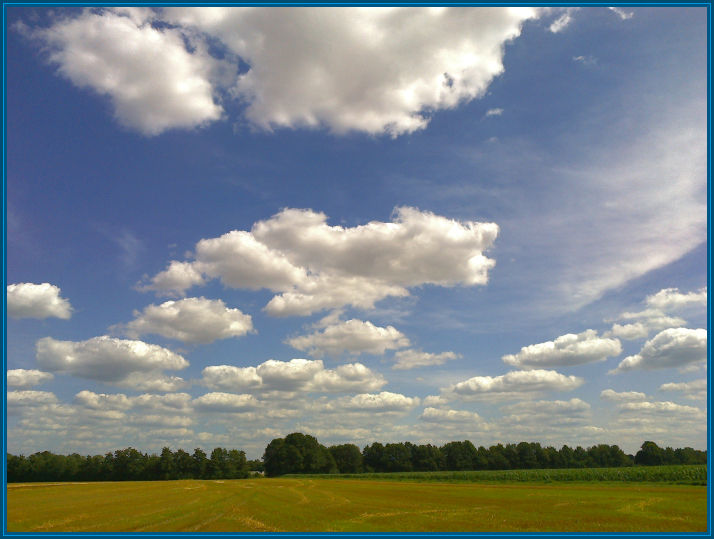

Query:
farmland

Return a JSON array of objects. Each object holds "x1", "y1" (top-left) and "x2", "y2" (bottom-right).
[{"x1": 6, "y1": 472, "x2": 707, "y2": 533}]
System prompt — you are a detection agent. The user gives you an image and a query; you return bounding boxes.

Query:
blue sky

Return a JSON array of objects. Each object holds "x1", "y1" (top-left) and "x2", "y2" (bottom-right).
[{"x1": 5, "y1": 6, "x2": 708, "y2": 459}]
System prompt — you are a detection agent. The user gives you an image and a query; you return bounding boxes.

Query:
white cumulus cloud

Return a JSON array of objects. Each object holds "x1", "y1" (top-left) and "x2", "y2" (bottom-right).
[
  {"x1": 7, "y1": 283, "x2": 72, "y2": 320},
  {"x1": 192, "y1": 392, "x2": 260, "y2": 413},
  {"x1": 610, "y1": 328, "x2": 707, "y2": 373},
  {"x1": 200, "y1": 359, "x2": 386, "y2": 395},
  {"x1": 645, "y1": 287, "x2": 707, "y2": 312},
  {"x1": 502, "y1": 330, "x2": 622, "y2": 369},
  {"x1": 35, "y1": 336, "x2": 189, "y2": 386},
  {"x1": 319, "y1": 391, "x2": 420, "y2": 414},
  {"x1": 6, "y1": 369, "x2": 54, "y2": 389},
  {"x1": 392, "y1": 349, "x2": 461, "y2": 370},
  {"x1": 121, "y1": 297, "x2": 253, "y2": 344},
  {"x1": 24, "y1": 9, "x2": 224, "y2": 135},
  {"x1": 7, "y1": 390, "x2": 59, "y2": 407},
  {"x1": 286, "y1": 318, "x2": 409, "y2": 358},
  {"x1": 599, "y1": 389, "x2": 647, "y2": 402},
  {"x1": 444, "y1": 369, "x2": 584, "y2": 402},
  {"x1": 140, "y1": 207, "x2": 499, "y2": 316},
  {"x1": 659, "y1": 379, "x2": 707, "y2": 401}
]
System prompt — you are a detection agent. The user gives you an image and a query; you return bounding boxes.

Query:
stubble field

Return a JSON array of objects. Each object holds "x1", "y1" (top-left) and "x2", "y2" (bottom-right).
[{"x1": 6, "y1": 477, "x2": 707, "y2": 533}]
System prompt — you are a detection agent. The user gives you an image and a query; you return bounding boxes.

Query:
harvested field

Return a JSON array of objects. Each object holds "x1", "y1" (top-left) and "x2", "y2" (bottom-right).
[{"x1": 6, "y1": 477, "x2": 707, "y2": 533}]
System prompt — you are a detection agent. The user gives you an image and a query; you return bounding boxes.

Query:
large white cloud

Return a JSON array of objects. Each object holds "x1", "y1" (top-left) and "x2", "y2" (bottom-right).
[
  {"x1": 444, "y1": 369, "x2": 584, "y2": 402},
  {"x1": 140, "y1": 207, "x2": 499, "y2": 316},
  {"x1": 6, "y1": 369, "x2": 54, "y2": 389},
  {"x1": 610, "y1": 328, "x2": 707, "y2": 373},
  {"x1": 502, "y1": 330, "x2": 622, "y2": 370},
  {"x1": 35, "y1": 336, "x2": 189, "y2": 385},
  {"x1": 122, "y1": 297, "x2": 253, "y2": 344},
  {"x1": 24, "y1": 9, "x2": 224, "y2": 135},
  {"x1": 286, "y1": 318, "x2": 409, "y2": 358},
  {"x1": 392, "y1": 349, "x2": 461, "y2": 370},
  {"x1": 200, "y1": 359, "x2": 386, "y2": 395},
  {"x1": 23, "y1": 7, "x2": 540, "y2": 137},
  {"x1": 7, "y1": 283, "x2": 72, "y2": 320}
]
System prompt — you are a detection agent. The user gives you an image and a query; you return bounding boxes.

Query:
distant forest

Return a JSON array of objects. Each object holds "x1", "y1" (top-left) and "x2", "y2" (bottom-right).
[{"x1": 6, "y1": 434, "x2": 707, "y2": 482}]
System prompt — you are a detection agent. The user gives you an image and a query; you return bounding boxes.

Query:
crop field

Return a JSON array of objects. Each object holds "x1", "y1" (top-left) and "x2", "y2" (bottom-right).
[
  {"x1": 288, "y1": 465, "x2": 708, "y2": 484},
  {"x1": 6, "y1": 474, "x2": 707, "y2": 533}
]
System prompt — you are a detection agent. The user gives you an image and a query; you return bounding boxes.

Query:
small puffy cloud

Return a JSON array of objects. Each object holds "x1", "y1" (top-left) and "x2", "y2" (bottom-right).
[
  {"x1": 320, "y1": 391, "x2": 420, "y2": 414},
  {"x1": 25, "y1": 9, "x2": 224, "y2": 135},
  {"x1": 501, "y1": 398, "x2": 591, "y2": 419},
  {"x1": 392, "y1": 349, "x2": 461, "y2": 370},
  {"x1": 122, "y1": 297, "x2": 253, "y2": 344},
  {"x1": 484, "y1": 108, "x2": 503, "y2": 117},
  {"x1": 6, "y1": 369, "x2": 54, "y2": 389},
  {"x1": 286, "y1": 318, "x2": 409, "y2": 358},
  {"x1": 600, "y1": 389, "x2": 647, "y2": 403},
  {"x1": 35, "y1": 336, "x2": 188, "y2": 385},
  {"x1": 423, "y1": 395, "x2": 449, "y2": 406},
  {"x1": 200, "y1": 359, "x2": 386, "y2": 395},
  {"x1": 73, "y1": 390, "x2": 132, "y2": 411},
  {"x1": 502, "y1": 330, "x2": 622, "y2": 370},
  {"x1": 141, "y1": 207, "x2": 499, "y2": 316},
  {"x1": 419, "y1": 407, "x2": 481, "y2": 423},
  {"x1": 606, "y1": 323, "x2": 649, "y2": 341},
  {"x1": 645, "y1": 287, "x2": 707, "y2": 312},
  {"x1": 7, "y1": 390, "x2": 59, "y2": 407},
  {"x1": 610, "y1": 328, "x2": 707, "y2": 373},
  {"x1": 192, "y1": 392, "x2": 260, "y2": 413},
  {"x1": 549, "y1": 12, "x2": 573, "y2": 33},
  {"x1": 659, "y1": 379, "x2": 707, "y2": 401},
  {"x1": 7, "y1": 283, "x2": 72, "y2": 320},
  {"x1": 444, "y1": 369, "x2": 584, "y2": 402}
]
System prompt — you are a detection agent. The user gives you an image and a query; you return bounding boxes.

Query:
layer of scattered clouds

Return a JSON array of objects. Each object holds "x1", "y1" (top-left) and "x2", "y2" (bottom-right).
[
  {"x1": 502, "y1": 330, "x2": 621, "y2": 370},
  {"x1": 442, "y1": 369, "x2": 584, "y2": 402},
  {"x1": 610, "y1": 328, "x2": 707, "y2": 374},
  {"x1": 35, "y1": 336, "x2": 189, "y2": 388},
  {"x1": 659, "y1": 379, "x2": 707, "y2": 401},
  {"x1": 7, "y1": 283, "x2": 72, "y2": 320},
  {"x1": 120, "y1": 297, "x2": 253, "y2": 344},
  {"x1": 140, "y1": 207, "x2": 499, "y2": 316},
  {"x1": 200, "y1": 359, "x2": 386, "y2": 395},
  {"x1": 6, "y1": 369, "x2": 54, "y2": 389},
  {"x1": 606, "y1": 287, "x2": 706, "y2": 340},
  {"x1": 286, "y1": 318, "x2": 409, "y2": 358},
  {"x1": 20, "y1": 7, "x2": 539, "y2": 136},
  {"x1": 419, "y1": 407, "x2": 481, "y2": 424},
  {"x1": 392, "y1": 349, "x2": 461, "y2": 370},
  {"x1": 500, "y1": 398, "x2": 592, "y2": 425},
  {"x1": 192, "y1": 392, "x2": 260, "y2": 413}
]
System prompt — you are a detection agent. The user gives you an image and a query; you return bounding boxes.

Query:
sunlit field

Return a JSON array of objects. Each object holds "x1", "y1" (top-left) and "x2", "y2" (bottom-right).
[{"x1": 7, "y1": 476, "x2": 707, "y2": 533}]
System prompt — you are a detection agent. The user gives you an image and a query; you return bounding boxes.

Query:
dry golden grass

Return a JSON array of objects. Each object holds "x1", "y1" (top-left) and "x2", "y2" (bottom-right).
[{"x1": 7, "y1": 478, "x2": 707, "y2": 533}]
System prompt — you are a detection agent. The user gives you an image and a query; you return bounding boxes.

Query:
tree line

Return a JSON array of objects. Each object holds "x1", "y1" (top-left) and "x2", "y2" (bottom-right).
[
  {"x1": 7, "y1": 447, "x2": 248, "y2": 483},
  {"x1": 6, "y1": 435, "x2": 706, "y2": 482}
]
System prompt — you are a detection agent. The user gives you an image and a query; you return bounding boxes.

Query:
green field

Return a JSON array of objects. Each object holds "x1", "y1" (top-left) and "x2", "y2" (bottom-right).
[{"x1": 6, "y1": 475, "x2": 707, "y2": 533}]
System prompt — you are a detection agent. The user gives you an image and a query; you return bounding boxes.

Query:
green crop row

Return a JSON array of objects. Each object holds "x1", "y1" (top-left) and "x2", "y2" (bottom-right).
[{"x1": 285, "y1": 464, "x2": 707, "y2": 484}]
